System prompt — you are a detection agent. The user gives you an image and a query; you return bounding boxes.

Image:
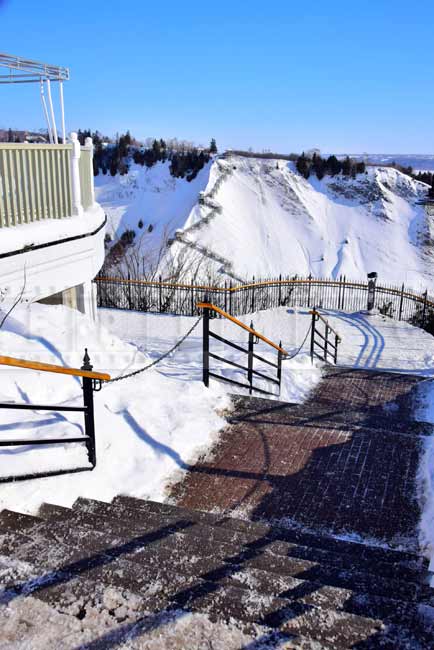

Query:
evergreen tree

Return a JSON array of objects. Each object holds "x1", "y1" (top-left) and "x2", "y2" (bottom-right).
[
  {"x1": 209, "y1": 138, "x2": 218, "y2": 154},
  {"x1": 7, "y1": 128, "x2": 13, "y2": 142}
]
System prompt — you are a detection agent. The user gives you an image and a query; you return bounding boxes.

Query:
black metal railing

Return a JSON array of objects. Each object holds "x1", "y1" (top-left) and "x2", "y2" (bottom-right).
[
  {"x1": 198, "y1": 301, "x2": 287, "y2": 397},
  {"x1": 0, "y1": 349, "x2": 110, "y2": 483},
  {"x1": 95, "y1": 274, "x2": 434, "y2": 332},
  {"x1": 310, "y1": 309, "x2": 341, "y2": 364}
]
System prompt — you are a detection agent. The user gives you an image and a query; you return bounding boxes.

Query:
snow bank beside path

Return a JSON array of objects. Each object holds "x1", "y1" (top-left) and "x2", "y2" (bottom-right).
[
  {"x1": 416, "y1": 383, "x2": 434, "y2": 585},
  {"x1": 0, "y1": 304, "x2": 230, "y2": 514}
]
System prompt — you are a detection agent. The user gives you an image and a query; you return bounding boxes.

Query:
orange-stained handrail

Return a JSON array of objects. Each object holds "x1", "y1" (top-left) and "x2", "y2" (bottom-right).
[
  {"x1": 197, "y1": 302, "x2": 288, "y2": 355},
  {"x1": 95, "y1": 275, "x2": 434, "y2": 308},
  {"x1": 0, "y1": 355, "x2": 111, "y2": 381},
  {"x1": 310, "y1": 310, "x2": 341, "y2": 341}
]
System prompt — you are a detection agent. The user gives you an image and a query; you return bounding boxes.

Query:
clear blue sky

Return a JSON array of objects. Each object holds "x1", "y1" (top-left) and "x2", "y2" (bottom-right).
[{"x1": 0, "y1": 0, "x2": 433, "y2": 153}]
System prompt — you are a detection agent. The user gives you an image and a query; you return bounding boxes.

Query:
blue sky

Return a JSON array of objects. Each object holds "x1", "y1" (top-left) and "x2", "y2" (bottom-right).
[{"x1": 0, "y1": 0, "x2": 433, "y2": 153}]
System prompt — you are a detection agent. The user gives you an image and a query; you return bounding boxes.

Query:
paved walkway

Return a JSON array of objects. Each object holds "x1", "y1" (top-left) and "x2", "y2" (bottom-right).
[{"x1": 172, "y1": 368, "x2": 430, "y2": 549}]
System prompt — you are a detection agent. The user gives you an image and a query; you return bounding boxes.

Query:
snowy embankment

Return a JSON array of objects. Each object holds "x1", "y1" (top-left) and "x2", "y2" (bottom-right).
[
  {"x1": 0, "y1": 303, "x2": 320, "y2": 514},
  {"x1": 96, "y1": 156, "x2": 433, "y2": 288}
]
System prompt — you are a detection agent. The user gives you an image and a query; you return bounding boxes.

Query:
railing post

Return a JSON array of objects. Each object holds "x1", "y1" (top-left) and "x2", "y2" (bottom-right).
[
  {"x1": 190, "y1": 279, "x2": 194, "y2": 316},
  {"x1": 342, "y1": 276, "x2": 346, "y2": 310},
  {"x1": 277, "y1": 341, "x2": 282, "y2": 395},
  {"x1": 251, "y1": 276, "x2": 255, "y2": 313},
  {"x1": 85, "y1": 136, "x2": 96, "y2": 207},
  {"x1": 324, "y1": 325, "x2": 329, "y2": 362},
  {"x1": 334, "y1": 334, "x2": 338, "y2": 364},
  {"x1": 203, "y1": 296, "x2": 210, "y2": 387},
  {"x1": 224, "y1": 282, "x2": 227, "y2": 313},
  {"x1": 307, "y1": 273, "x2": 312, "y2": 307},
  {"x1": 399, "y1": 283, "x2": 404, "y2": 321},
  {"x1": 248, "y1": 324, "x2": 254, "y2": 394},
  {"x1": 81, "y1": 349, "x2": 96, "y2": 467},
  {"x1": 70, "y1": 132, "x2": 83, "y2": 216},
  {"x1": 310, "y1": 310, "x2": 316, "y2": 364},
  {"x1": 278, "y1": 274, "x2": 282, "y2": 306},
  {"x1": 229, "y1": 281, "x2": 233, "y2": 314}
]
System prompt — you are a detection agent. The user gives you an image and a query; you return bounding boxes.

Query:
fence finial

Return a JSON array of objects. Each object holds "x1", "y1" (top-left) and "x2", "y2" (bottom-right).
[{"x1": 82, "y1": 348, "x2": 93, "y2": 371}]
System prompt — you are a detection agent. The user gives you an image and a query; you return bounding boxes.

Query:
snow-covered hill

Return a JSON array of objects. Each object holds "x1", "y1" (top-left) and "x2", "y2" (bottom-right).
[{"x1": 96, "y1": 156, "x2": 433, "y2": 289}]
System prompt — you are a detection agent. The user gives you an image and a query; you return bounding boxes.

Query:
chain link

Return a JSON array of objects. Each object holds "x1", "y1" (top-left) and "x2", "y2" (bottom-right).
[
  {"x1": 104, "y1": 315, "x2": 202, "y2": 385},
  {"x1": 282, "y1": 323, "x2": 312, "y2": 361}
]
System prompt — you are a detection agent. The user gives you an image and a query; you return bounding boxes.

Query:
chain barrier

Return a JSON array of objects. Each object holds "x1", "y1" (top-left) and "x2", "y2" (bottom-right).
[
  {"x1": 282, "y1": 323, "x2": 312, "y2": 361},
  {"x1": 103, "y1": 315, "x2": 202, "y2": 385}
]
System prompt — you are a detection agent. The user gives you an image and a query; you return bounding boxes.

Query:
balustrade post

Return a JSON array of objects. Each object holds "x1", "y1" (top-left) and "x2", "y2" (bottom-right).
[
  {"x1": 422, "y1": 290, "x2": 428, "y2": 327},
  {"x1": 324, "y1": 325, "x2": 329, "y2": 362},
  {"x1": 84, "y1": 136, "x2": 96, "y2": 207},
  {"x1": 278, "y1": 274, "x2": 282, "y2": 306},
  {"x1": 334, "y1": 334, "x2": 338, "y2": 364},
  {"x1": 70, "y1": 132, "x2": 83, "y2": 216}
]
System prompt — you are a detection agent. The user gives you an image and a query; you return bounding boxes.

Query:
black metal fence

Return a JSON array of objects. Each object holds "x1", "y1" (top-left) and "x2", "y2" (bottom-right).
[
  {"x1": 201, "y1": 303, "x2": 284, "y2": 397},
  {"x1": 95, "y1": 275, "x2": 434, "y2": 329},
  {"x1": 310, "y1": 310, "x2": 341, "y2": 364},
  {"x1": 0, "y1": 350, "x2": 106, "y2": 483}
]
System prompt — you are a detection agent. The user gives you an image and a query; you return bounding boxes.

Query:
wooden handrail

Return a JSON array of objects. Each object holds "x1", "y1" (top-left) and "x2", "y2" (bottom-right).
[
  {"x1": 95, "y1": 275, "x2": 434, "y2": 307},
  {"x1": 309, "y1": 310, "x2": 341, "y2": 341},
  {"x1": 0, "y1": 355, "x2": 110, "y2": 381},
  {"x1": 197, "y1": 302, "x2": 288, "y2": 355}
]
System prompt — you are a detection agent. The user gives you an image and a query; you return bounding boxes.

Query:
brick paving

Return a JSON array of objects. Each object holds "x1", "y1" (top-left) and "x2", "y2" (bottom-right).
[{"x1": 172, "y1": 369, "x2": 428, "y2": 547}]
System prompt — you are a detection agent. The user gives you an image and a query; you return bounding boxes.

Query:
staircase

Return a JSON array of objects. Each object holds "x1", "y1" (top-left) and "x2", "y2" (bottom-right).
[{"x1": 1, "y1": 496, "x2": 433, "y2": 648}]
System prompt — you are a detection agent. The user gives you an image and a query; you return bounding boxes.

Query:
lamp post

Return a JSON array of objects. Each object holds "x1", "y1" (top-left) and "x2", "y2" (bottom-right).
[{"x1": 367, "y1": 272, "x2": 377, "y2": 312}]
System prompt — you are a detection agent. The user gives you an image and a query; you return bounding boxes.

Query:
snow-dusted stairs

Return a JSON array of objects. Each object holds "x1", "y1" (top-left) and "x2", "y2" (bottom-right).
[{"x1": 0, "y1": 495, "x2": 433, "y2": 648}]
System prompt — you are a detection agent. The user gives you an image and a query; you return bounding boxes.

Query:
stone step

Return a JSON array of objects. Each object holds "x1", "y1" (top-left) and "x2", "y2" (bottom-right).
[
  {"x1": 20, "y1": 507, "x2": 434, "y2": 628},
  {"x1": 110, "y1": 495, "x2": 425, "y2": 569},
  {"x1": 0, "y1": 507, "x2": 427, "y2": 605},
  {"x1": 0, "y1": 510, "x2": 431, "y2": 649},
  {"x1": 40, "y1": 501, "x2": 426, "y2": 584}
]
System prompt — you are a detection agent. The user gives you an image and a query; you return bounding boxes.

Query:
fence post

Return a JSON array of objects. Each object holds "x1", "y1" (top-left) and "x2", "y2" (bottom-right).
[
  {"x1": 342, "y1": 276, "x2": 346, "y2": 310},
  {"x1": 422, "y1": 290, "x2": 428, "y2": 327},
  {"x1": 203, "y1": 296, "x2": 210, "y2": 387},
  {"x1": 127, "y1": 272, "x2": 132, "y2": 308},
  {"x1": 229, "y1": 281, "x2": 233, "y2": 314},
  {"x1": 248, "y1": 325, "x2": 254, "y2": 394},
  {"x1": 81, "y1": 349, "x2": 96, "y2": 467},
  {"x1": 307, "y1": 273, "x2": 312, "y2": 307},
  {"x1": 190, "y1": 279, "x2": 194, "y2": 316},
  {"x1": 278, "y1": 274, "x2": 282, "y2": 306},
  {"x1": 324, "y1": 325, "x2": 329, "y2": 362},
  {"x1": 251, "y1": 276, "x2": 255, "y2": 313},
  {"x1": 338, "y1": 275, "x2": 342, "y2": 310},
  {"x1": 334, "y1": 334, "x2": 338, "y2": 364},
  {"x1": 310, "y1": 310, "x2": 316, "y2": 364},
  {"x1": 159, "y1": 275, "x2": 162, "y2": 312},
  {"x1": 399, "y1": 283, "x2": 404, "y2": 321},
  {"x1": 224, "y1": 282, "x2": 227, "y2": 313}
]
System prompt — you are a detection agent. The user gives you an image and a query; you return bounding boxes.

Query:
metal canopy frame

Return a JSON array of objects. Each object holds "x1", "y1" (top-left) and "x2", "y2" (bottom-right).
[{"x1": 0, "y1": 53, "x2": 70, "y2": 144}]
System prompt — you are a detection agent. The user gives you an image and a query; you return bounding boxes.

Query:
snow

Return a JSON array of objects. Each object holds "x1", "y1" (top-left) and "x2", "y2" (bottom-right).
[
  {"x1": 0, "y1": 204, "x2": 105, "y2": 256},
  {"x1": 94, "y1": 160, "x2": 213, "y2": 264},
  {"x1": 95, "y1": 157, "x2": 433, "y2": 289},
  {"x1": 0, "y1": 303, "x2": 230, "y2": 513},
  {"x1": 416, "y1": 383, "x2": 434, "y2": 586},
  {"x1": 0, "y1": 303, "x2": 320, "y2": 514}
]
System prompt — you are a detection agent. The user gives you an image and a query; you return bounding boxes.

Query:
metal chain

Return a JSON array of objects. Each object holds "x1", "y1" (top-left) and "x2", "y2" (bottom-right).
[
  {"x1": 104, "y1": 315, "x2": 203, "y2": 385},
  {"x1": 282, "y1": 323, "x2": 312, "y2": 361}
]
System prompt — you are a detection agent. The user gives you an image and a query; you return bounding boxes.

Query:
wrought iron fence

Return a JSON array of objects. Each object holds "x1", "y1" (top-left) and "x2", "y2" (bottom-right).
[{"x1": 95, "y1": 275, "x2": 434, "y2": 330}]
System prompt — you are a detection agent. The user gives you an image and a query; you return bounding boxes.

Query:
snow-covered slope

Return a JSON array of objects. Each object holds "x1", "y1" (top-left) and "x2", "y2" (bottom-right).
[{"x1": 96, "y1": 157, "x2": 433, "y2": 288}]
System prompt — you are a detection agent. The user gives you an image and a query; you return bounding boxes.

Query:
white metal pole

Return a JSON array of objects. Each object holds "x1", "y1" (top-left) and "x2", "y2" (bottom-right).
[
  {"x1": 40, "y1": 80, "x2": 53, "y2": 143},
  {"x1": 59, "y1": 80, "x2": 66, "y2": 144},
  {"x1": 46, "y1": 78, "x2": 58, "y2": 144}
]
